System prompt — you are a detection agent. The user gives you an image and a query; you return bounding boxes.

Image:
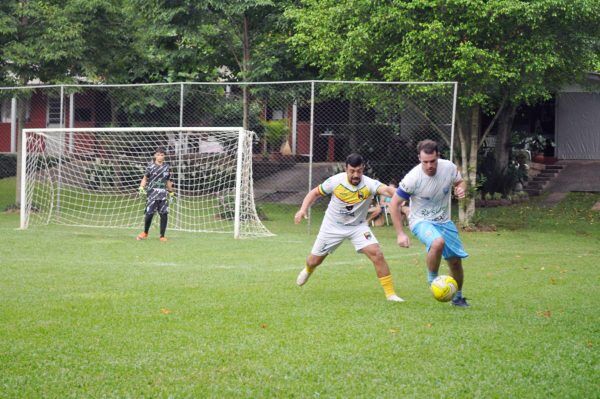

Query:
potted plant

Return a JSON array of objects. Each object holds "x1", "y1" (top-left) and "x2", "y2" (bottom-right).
[
  {"x1": 260, "y1": 119, "x2": 290, "y2": 159},
  {"x1": 521, "y1": 134, "x2": 555, "y2": 163}
]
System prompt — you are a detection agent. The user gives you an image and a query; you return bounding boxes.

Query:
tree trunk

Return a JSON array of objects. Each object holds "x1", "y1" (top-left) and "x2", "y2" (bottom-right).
[
  {"x1": 494, "y1": 103, "x2": 517, "y2": 173},
  {"x1": 457, "y1": 104, "x2": 480, "y2": 226}
]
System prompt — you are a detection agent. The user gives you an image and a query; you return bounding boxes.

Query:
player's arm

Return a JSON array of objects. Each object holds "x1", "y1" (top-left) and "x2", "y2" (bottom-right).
[
  {"x1": 376, "y1": 184, "x2": 395, "y2": 198},
  {"x1": 294, "y1": 186, "x2": 323, "y2": 224},
  {"x1": 139, "y1": 175, "x2": 148, "y2": 195},
  {"x1": 454, "y1": 179, "x2": 466, "y2": 199},
  {"x1": 389, "y1": 192, "x2": 410, "y2": 248}
]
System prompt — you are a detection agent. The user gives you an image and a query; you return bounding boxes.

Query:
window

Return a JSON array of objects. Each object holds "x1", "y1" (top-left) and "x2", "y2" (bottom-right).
[
  {"x1": 0, "y1": 100, "x2": 10, "y2": 123},
  {"x1": 47, "y1": 97, "x2": 62, "y2": 126},
  {"x1": 1, "y1": 99, "x2": 31, "y2": 123}
]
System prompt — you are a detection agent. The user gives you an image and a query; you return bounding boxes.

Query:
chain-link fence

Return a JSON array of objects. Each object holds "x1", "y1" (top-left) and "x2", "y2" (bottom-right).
[{"x1": 1, "y1": 81, "x2": 456, "y2": 231}]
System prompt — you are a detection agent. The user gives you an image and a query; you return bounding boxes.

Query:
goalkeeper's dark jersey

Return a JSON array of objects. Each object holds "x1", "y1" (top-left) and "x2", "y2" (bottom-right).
[{"x1": 145, "y1": 162, "x2": 171, "y2": 201}]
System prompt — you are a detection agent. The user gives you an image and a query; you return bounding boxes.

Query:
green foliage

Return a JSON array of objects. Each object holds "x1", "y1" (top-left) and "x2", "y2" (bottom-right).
[
  {"x1": 287, "y1": 0, "x2": 600, "y2": 225},
  {"x1": 260, "y1": 119, "x2": 289, "y2": 151},
  {"x1": 519, "y1": 133, "x2": 555, "y2": 156},
  {"x1": 478, "y1": 151, "x2": 527, "y2": 196}
]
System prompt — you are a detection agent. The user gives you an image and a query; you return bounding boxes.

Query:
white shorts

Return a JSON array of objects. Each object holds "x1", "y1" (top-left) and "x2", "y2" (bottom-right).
[{"x1": 311, "y1": 224, "x2": 379, "y2": 256}]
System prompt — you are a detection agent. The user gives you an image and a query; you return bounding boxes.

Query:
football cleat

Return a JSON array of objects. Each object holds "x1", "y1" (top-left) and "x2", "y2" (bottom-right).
[
  {"x1": 386, "y1": 294, "x2": 405, "y2": 302},
  {"x1": 136, "y1": 232, "x2": 148, "y2": 240},
  {"x1": 296, "y1": 268, "x2": 312, "y2": 286},
  {"x1": 159, "y1": 237, "x2": 168, "y2": 242},
  {"x1": 451, "y1": 297, "x2": 470, "y2": 307}
]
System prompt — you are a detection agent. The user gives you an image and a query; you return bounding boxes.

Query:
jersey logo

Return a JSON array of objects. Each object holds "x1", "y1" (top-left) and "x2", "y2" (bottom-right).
[
  {"x1": 333, "y1": 184, "x2": 371, "y2": 204},
  {"x1": 363, "y1": 231, "x2": 372, "y2": 240}
]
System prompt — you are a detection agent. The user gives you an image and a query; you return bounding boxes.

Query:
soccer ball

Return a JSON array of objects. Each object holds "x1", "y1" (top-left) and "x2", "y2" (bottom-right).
[{"x1": 430, "y1": 275, "x2": 458, "y2": 302}]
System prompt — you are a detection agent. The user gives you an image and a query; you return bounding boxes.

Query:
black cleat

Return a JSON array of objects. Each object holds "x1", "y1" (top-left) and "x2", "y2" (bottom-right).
[{"x1": 451, "y1": 297, "x2": 470, "y2": 307}]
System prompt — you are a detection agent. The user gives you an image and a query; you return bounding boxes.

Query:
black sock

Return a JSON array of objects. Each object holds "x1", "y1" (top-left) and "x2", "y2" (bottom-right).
[
  {"x1": 160, "y1": 213, "x2": 168, "y2": 237},
  {"x1": 144, "y1": 213, "x2": 154, "y2": 233}
]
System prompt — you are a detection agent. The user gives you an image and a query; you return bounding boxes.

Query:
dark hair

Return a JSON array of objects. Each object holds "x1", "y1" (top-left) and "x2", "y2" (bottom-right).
[
  {"x1": 345, "y1": 153, "x2": 364, "y2": 167},
  {"x1": 154, "y1": 147, "x2": 166, "y2": 155},
  {"x1": 417, "y1": 139, "x2": 439, "y2": 154}
]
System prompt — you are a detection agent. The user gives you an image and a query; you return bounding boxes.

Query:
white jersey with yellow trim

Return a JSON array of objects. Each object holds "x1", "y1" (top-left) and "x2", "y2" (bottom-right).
[{"x1": 318, "y1": 172, "x2": 383, "y2": 228}]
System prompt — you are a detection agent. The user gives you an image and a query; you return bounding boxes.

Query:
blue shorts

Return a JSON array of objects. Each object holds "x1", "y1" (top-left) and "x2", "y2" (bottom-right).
[{"x1": 411, "y1": 221, "x2": 468, "y2": 260}]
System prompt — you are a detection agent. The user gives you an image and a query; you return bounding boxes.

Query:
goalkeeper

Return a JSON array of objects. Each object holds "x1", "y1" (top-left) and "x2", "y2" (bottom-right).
[{"x1": 136, "y1": 147, "x2": 175, "y2": 242}]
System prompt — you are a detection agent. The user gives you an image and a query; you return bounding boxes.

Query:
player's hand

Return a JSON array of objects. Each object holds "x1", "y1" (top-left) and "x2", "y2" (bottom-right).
[
  {"x1": 454, "y1": 185, "x2": 466, "y2": 199},
  {"x1": 397, "y1": 232, "x2": 410, "y2": 248},
  {"x1": 138, "y1": 186, "x2": 146, "y2": 196},
  {"x1": 294, "y1": 209, "x2": 307, "y2": 224},
  {"x1": 168, "y1": 191, "x2": 176, "y2": 202}
]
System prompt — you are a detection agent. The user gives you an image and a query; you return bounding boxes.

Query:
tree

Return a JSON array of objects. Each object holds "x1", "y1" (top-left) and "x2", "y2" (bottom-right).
[{"x1": 288, "y1": 0, "x2": 600, "y2": 225}]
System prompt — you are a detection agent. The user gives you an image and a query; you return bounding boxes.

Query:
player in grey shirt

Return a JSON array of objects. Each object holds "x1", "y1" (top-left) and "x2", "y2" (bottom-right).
[{"x1": 136, "y1": 147, "x2": 175, "y2": 241}]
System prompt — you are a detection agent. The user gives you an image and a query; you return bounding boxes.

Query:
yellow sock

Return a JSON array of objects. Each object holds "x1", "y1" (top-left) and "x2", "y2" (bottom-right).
[
  {"x1": 305, "y1": 264, "x2": 315, "y2": 274},
  {"x1": 379, "y1": 275, "x2": 396, "y2": 298}
]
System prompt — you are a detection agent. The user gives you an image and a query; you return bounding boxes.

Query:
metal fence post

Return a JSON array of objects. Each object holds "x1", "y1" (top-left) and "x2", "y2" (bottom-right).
[
  {"x1": 307, "y1": 81, "x2": 315, "y2": 232},
  {"x1": 69, "y1": 92, "x2": 74, "y2": 152},
  {"x1": 176, "y1": 83, "x2": 184, "y2": 229},
  {"x1": 10, "y1": 97, "x2": 16, "y2": 153},
  {"x1": 56, "y1": 85, "x2": 65, "y2": 218}
]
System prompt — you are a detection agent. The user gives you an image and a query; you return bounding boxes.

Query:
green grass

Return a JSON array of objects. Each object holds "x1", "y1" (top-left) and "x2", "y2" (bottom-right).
[{"x1": 1, "y1": 178, "x2": 599, "y2": 398}]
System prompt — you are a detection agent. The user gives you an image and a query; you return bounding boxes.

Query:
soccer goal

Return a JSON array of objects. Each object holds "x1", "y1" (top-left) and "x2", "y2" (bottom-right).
[{"x1": 20, "y1": 127, "x2": 273, "y2": 239}]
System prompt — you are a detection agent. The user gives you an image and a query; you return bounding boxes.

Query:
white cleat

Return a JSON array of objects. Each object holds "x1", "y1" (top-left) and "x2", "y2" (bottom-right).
[
  {"x1": 296, "y1": 268, "x2": 312, "y2": 286},
  {"x1": 386, "y1": 294, "x2": 405, "y2": 302}
]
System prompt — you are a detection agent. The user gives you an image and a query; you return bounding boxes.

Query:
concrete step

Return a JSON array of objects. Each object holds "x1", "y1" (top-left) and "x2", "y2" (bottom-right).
[
  {"x1": 526, "y1": 181, "x2": 547, "y2": 189},
  {"x1": 525, "y1": 188, "x2": 543, "y2": 196},
  {"x1": 545, "y1": 165, "x2": 564, "y2": 170}
]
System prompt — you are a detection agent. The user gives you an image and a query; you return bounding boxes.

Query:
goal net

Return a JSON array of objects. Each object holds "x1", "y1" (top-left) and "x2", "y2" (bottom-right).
[{"x1": 20, "y1": 127, "x2": 273, "y2": 239}]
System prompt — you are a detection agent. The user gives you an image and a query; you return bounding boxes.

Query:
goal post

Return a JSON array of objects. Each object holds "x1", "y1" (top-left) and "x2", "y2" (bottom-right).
[{"x1": 20, "y1": 126, "x2": 273, "y2": 239}]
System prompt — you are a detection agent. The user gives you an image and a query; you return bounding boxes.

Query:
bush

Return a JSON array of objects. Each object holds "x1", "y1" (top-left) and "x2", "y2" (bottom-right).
[
  {"x1": 0, "y1": 154, "x2": 16, "y2": 178},
  {"x1": 477, "y1": 152, "x2": 527, "y2": 196},
  {"x1": 260, "y1": 119, "x2": 290, "y2": 152}
]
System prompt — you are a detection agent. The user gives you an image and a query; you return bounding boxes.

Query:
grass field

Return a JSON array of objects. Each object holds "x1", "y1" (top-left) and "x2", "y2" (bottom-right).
[{"x1": 1, "y1": 177, "x2": 599, "y2": 398}]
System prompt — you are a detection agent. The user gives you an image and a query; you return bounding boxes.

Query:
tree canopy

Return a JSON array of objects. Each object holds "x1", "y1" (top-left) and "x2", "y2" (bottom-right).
[
  {"x1": 287, "y1": 0, "x2": 600, "y2": 223},
  {"x1": 2, "y1": 0, "x2": 599, "y2": 222}
]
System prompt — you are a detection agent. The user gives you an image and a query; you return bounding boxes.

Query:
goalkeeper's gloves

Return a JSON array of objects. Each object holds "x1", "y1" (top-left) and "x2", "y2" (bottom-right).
[
  {"x1": 168, "y1": 191, "x2": 176, "y2": 202},
  {"x1": 138, "y1": 186, "x2": 146, "y2": 196}
]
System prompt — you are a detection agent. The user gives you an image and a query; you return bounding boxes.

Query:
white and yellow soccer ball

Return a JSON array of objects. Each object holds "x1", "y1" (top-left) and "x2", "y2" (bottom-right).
[{"x1": 430, "y1": 275, "x2": 458, "y2": 302}]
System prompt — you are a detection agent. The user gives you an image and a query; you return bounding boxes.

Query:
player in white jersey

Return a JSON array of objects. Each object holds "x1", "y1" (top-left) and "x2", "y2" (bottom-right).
[
  {"x1": 294, "y1": 153, "x2": 404, "y2": 302},
  {"x1": 388, "y1": 140, "x2": 470, "y2": 307}
]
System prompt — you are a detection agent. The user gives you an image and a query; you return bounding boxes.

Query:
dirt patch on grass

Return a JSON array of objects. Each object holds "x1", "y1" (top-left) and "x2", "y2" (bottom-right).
[{"x1": 461, "y1": 223, "x2": 497, "y2": 232}]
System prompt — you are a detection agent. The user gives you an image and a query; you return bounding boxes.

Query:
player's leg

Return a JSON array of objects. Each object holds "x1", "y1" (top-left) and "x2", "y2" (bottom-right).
[
  {"x1": 158, "y1": 200, "x2": 169, "y2": 241},
  {"x1": 447, "y1": 257, "x2": 463, "y2": 290},
  {"x1": 438, "y1": 221, "x2": 469, "y2": 307},
  {"x1": 297, "y1": 230, "x2": 343, "y2": 286},
  {"x1": 412, "y1": 221, "x2": 444, "y2": 284},
  {"x1": 352, "y1": 228, "x2": 404, "y2": 302},
  {"x1": 137, "y1": 201, "x2": 157, "y2": 240},
  {"x1": 296, "y1": 254, "x2": 327, "y2": 286}
]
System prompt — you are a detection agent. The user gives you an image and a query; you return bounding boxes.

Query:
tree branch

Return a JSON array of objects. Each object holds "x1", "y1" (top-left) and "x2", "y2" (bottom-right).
[
  {"x1": 406, "y1": 97, "x2": 451, "y2": 147},
  {"x1": 478, "y1": 95, "x2": 507, "y2": 150}
]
